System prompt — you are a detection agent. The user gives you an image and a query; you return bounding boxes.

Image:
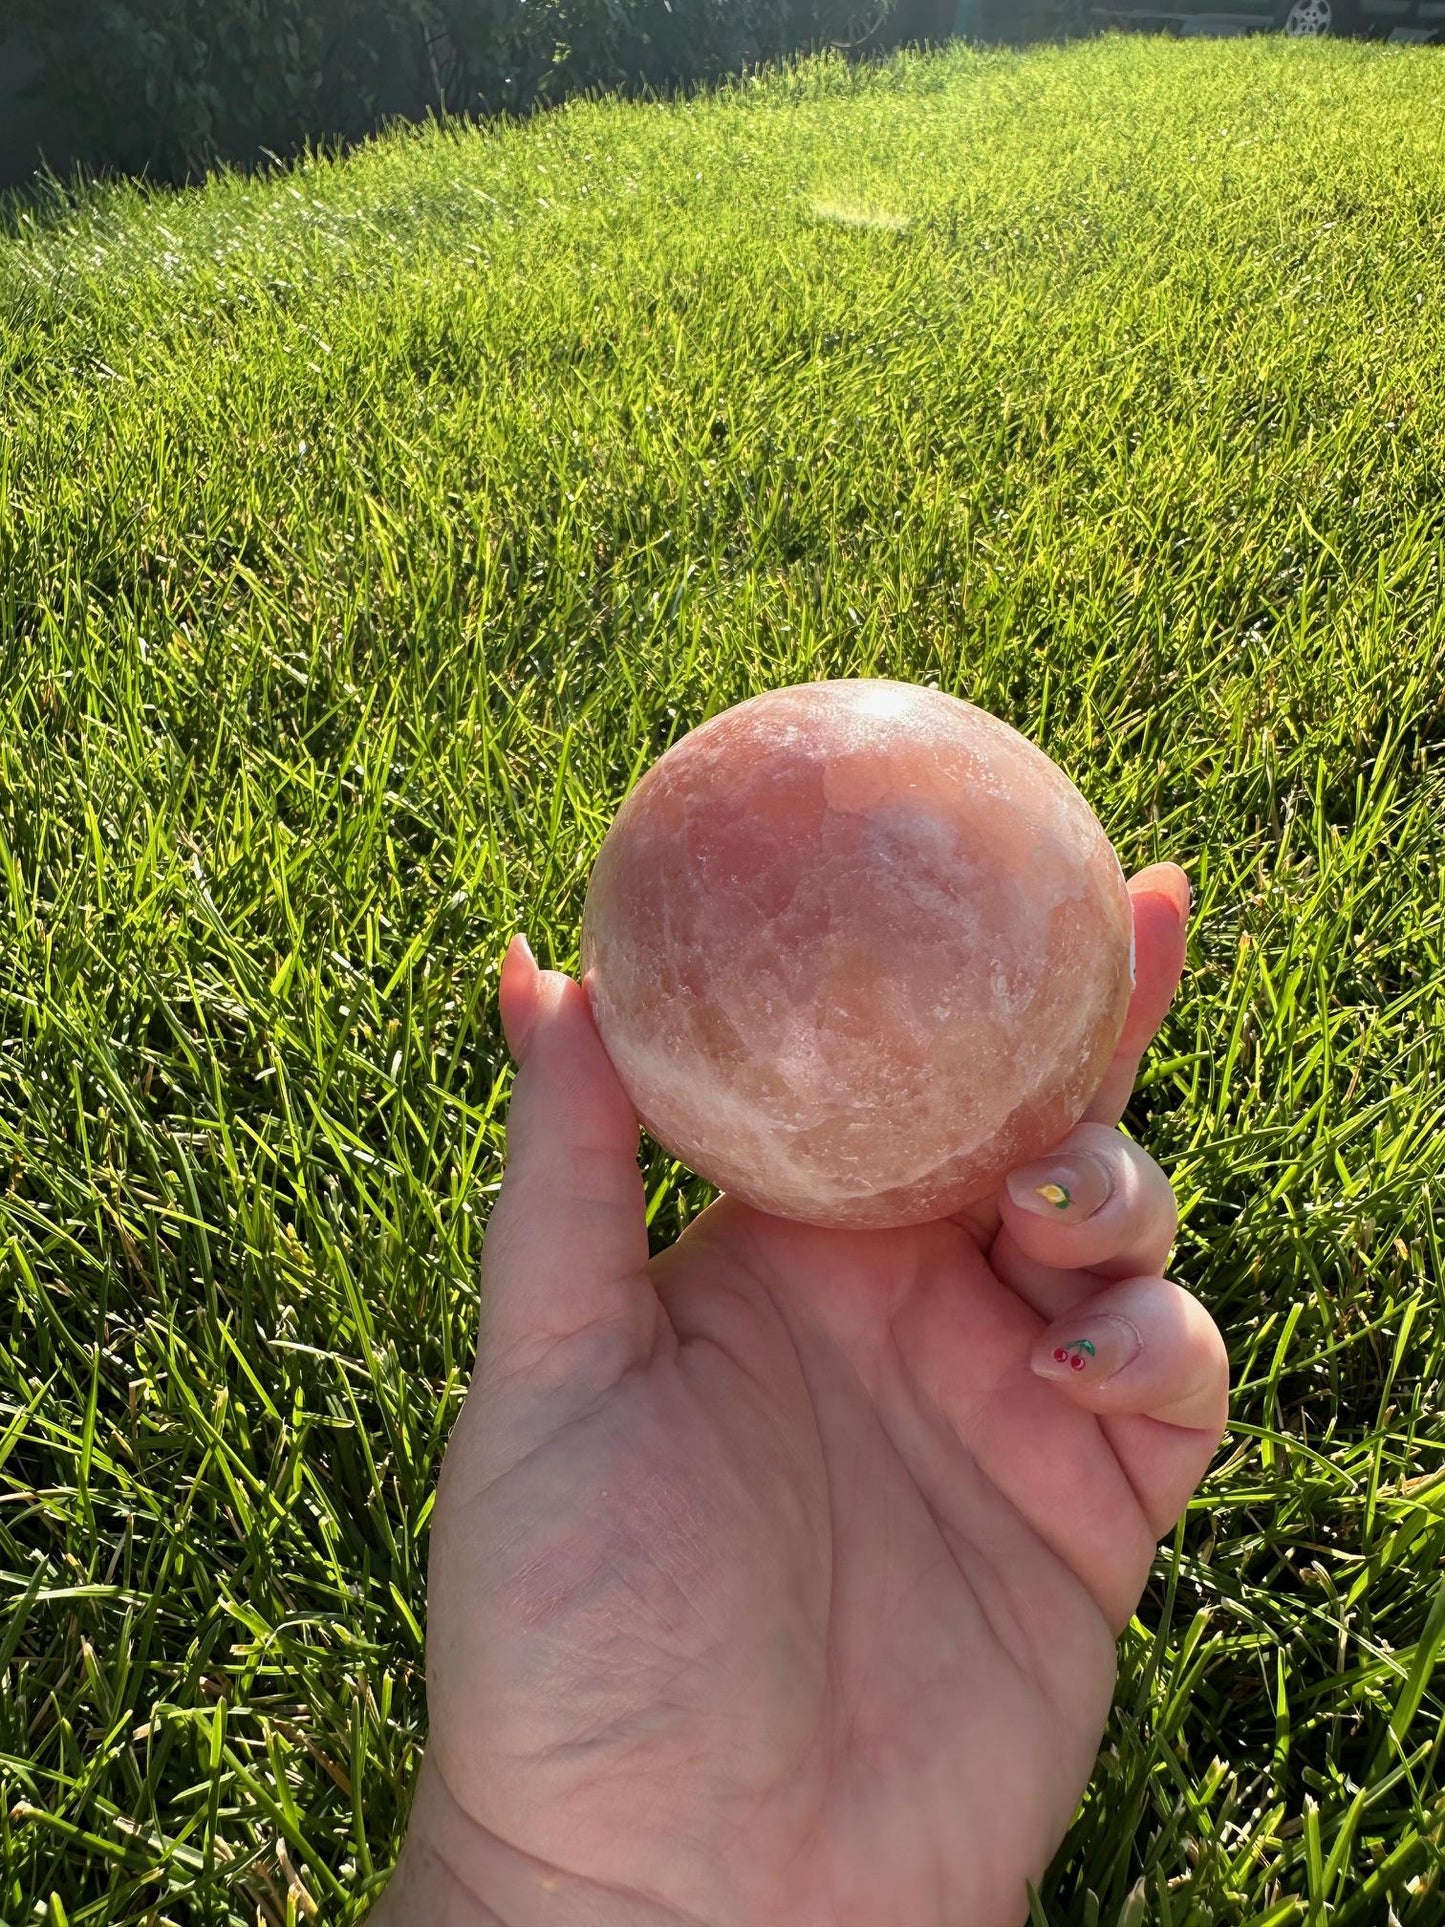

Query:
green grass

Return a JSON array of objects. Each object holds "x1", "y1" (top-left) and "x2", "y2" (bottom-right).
[{"x1": 2, "y1": 25, "x2": 1445, "y2": 1923}]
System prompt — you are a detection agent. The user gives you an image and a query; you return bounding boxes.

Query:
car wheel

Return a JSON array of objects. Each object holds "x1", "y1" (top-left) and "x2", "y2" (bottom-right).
[{"x1": 1277, "y1": 0, "x2": 1362, "y2": 31}]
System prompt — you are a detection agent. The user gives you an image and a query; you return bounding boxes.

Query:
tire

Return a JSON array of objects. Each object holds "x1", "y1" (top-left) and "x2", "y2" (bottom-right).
[{"x1": 1275, "y1": 0, "x2": 1364, "y2": 32}]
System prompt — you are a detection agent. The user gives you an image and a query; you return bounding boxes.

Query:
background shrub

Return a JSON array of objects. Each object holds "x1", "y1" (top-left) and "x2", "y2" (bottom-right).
[{"x1": 7, "y1": 0, "x2": 929, "y2": 182}]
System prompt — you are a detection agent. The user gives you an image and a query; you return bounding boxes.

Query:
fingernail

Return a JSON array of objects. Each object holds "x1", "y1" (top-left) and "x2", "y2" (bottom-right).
[
  {"x1": 501, "y1": 933, "x2": 539, "y2": 1062},
  {"x1": 1132, "y1": 863, "x2": 1191, "y2": 921},
  {"x1": 1005, "y1": 1152, "x2": 1112, "y2": 1222},
  {"x1": 1031, "y1": 1314, "x2": 1141, "y2": 1384}
]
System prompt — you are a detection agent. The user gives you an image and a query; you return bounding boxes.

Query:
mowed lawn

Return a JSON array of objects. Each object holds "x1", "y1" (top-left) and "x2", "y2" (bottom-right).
[{"x1": 3, "y1": 29, "x2": 1445, "y2": 1924}]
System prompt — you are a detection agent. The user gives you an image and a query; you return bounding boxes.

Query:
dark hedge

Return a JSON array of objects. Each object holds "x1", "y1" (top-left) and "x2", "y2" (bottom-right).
[{"x1": 9, "y1": 0, "x2": 970, "y2": 182}]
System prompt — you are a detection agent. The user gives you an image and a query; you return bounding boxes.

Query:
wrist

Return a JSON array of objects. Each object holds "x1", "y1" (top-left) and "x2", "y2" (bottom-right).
[
  {"x1": 369, "y1": 1833, "x2": 507, "y2": 1927},
  {"x1": 369, "y1": 1753, "x2": 699, "y2": 1927}
]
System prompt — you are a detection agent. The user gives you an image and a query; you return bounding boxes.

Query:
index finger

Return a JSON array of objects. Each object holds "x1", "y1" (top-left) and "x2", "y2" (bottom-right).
[{"x1": 1082, "y1": 863, "x2": 1192, "y2": 1129}]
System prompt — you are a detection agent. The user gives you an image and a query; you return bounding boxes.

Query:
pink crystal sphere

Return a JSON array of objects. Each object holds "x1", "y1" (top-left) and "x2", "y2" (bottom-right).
[{"x1": 580, "y1": 680, "x2": 1134, "y2": 1229}]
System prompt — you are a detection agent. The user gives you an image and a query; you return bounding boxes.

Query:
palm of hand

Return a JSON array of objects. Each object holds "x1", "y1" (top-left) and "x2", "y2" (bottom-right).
[
  {"x1": 436, "y1": 1204, "x2": 1124, "y2": 1927},
  {"x1": 406, "y1": 868, "x2": 1227, "y2": 1927}
]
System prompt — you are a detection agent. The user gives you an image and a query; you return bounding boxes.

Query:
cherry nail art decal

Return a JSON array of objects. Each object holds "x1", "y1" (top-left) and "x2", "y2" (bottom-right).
[{"x1": 1034, "y1": 1316, "x2": 1141, "y2": 1386}]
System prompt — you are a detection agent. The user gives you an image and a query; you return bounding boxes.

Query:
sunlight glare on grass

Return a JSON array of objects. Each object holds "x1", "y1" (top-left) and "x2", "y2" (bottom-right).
[{"x1": 808, "y1": 195, "x2": 912, "y2": 229}]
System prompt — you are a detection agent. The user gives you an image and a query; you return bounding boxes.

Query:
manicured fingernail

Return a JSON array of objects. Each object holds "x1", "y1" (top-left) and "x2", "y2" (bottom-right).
[
  {"x1": 1005, "y1": 1152, "x2": 1112, "y2": 1221},
  {"x1": 1031, "y1": 1314, "x2": 1141, "y2": 1384}
]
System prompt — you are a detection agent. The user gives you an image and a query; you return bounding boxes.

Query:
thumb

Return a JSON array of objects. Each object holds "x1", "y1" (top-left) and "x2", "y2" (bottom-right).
[{"x1": 478, "y1": 935, "x2": 657, "y2": 1384}]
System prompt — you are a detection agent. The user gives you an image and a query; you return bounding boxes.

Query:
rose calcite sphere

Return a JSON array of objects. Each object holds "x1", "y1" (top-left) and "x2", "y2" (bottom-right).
[{"x1": 579, "y1": 679, "x2": 1134, "y2": 1229}]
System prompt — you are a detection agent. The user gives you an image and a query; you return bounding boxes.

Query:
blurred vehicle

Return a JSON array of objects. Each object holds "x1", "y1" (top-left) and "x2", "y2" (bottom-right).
[
  {"x1": 957, "y1": 0, "x2": 1444, "y2": 37},
  {"x1": 1084, "y1": 0, "x2": 1444, "y2": 34}
]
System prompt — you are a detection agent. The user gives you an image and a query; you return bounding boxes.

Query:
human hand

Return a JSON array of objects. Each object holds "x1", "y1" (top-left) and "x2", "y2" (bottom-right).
[{"x1": 373, "y1": 862, "x2": 1227, "y2": 1927}]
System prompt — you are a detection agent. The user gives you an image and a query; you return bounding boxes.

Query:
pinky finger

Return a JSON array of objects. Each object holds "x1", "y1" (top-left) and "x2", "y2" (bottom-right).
[{"x1": 1031, "y1": 1272, "x2": 1230, "y2": 1436}]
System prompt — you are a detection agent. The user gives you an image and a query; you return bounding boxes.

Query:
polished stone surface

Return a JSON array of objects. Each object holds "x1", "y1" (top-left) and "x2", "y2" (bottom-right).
[{"x1": 580, "y1": 680, "x2": 1133, "y2": 1228}]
